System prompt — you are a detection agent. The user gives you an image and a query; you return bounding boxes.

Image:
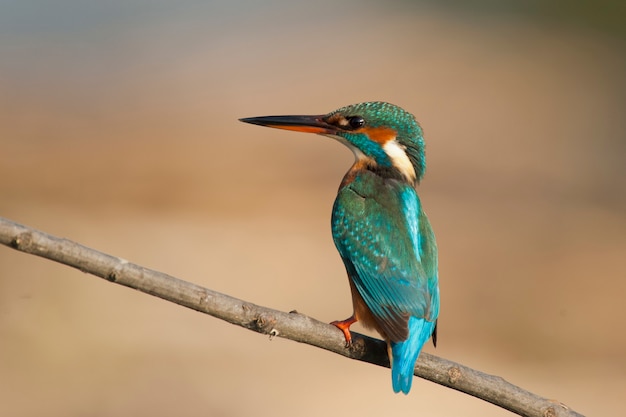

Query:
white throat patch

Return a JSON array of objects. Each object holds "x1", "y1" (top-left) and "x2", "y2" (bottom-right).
[
  {"x1": 323, "y1": 133, "x2": 416, "y2": 183},
  {"x1": 383, "y1": 140, "x2": 417, "y2": 183}
]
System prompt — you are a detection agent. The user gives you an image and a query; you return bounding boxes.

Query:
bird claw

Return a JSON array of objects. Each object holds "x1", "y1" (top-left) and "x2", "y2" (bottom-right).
[{"x1": 331, "y1": 315, "x2": 357, "y2": 348}]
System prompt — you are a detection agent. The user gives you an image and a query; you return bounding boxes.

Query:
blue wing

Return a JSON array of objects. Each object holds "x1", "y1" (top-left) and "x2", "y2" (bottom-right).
[
  {"x1": 332, "y1": 170, "x2": 439, "y2": 341},
  {"x1": 332, "y1": 170, "x2": 439, "y2": 393}
]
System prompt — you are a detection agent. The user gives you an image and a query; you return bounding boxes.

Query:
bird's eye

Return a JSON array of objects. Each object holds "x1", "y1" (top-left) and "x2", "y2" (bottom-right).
[{"x1": 347, "y1": 116, "x2": 365, "y2": 129}]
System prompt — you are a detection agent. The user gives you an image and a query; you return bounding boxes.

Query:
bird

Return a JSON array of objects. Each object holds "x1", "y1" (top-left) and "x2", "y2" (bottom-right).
[{"x1": 239, "y1": 101, "x2": 439, "y2": 394}]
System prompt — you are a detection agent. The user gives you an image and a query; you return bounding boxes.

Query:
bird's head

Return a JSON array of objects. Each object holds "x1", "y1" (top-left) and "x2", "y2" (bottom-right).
[{"x1": 240, "y1": 101, "x2": 426, "y2": 184}]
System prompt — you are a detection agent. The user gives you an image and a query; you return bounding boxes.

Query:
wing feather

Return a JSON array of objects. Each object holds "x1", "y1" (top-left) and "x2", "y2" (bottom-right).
[{"x1": 332, "y1": 170, "x2": 437, "y2": 343}]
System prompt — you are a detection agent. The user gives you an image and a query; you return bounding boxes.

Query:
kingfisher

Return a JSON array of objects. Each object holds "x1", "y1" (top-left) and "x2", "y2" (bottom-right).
[{"x1": 240, "y1": 102, "x2": 439, "y2": 394}]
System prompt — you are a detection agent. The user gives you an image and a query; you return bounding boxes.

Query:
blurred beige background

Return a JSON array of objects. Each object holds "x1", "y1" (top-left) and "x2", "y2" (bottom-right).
[{"x1": 1, "y1": 1, "x2": 625, "y2": 416}]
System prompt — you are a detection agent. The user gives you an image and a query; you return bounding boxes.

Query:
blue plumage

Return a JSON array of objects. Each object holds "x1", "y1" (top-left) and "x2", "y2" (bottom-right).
[
  {"x1": 240, "y1": 101, "x2": 439, "y2": 394},
  {"x1": 391, "y1": 317, "x2": 437, "y2": 394},
  {"x1": 332, "y1": 167, "x2": 439, "y2": 393}
]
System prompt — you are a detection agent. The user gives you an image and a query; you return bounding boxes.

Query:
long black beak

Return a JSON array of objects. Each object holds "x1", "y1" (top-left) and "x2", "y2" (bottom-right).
[{"x1": 239, "y1": 114, "x2": 336, "y2": 134}]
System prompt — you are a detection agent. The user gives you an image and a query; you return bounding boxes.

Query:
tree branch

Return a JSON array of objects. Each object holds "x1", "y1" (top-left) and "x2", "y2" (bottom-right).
[{"x1": 0, "y1": 216, "x2": 583, "y2": 417}]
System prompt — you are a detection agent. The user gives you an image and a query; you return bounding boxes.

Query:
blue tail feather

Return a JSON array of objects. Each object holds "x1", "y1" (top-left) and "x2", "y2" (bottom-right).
[{"x1": 390, "y1": 316, "x2": 436, "y2": 394}]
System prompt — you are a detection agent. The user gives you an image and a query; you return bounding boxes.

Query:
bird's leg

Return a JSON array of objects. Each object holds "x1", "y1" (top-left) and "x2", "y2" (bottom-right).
[{"x1": 330, "y1": 315, "x2": 357, "y2": 347}]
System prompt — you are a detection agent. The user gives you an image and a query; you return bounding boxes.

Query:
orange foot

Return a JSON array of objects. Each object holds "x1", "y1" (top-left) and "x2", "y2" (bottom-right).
[{"x1": 330, "y1": 315, "x2": 357, "y2": 347}]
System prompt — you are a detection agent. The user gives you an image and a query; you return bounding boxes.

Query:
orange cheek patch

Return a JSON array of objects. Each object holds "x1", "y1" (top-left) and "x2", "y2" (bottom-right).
[
  {"x1": 359, "y1": 126, "x2": 397, "y2": 144},
  {"x1": 268, "y1": 125, "x2": 331, "y2": 134}
]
